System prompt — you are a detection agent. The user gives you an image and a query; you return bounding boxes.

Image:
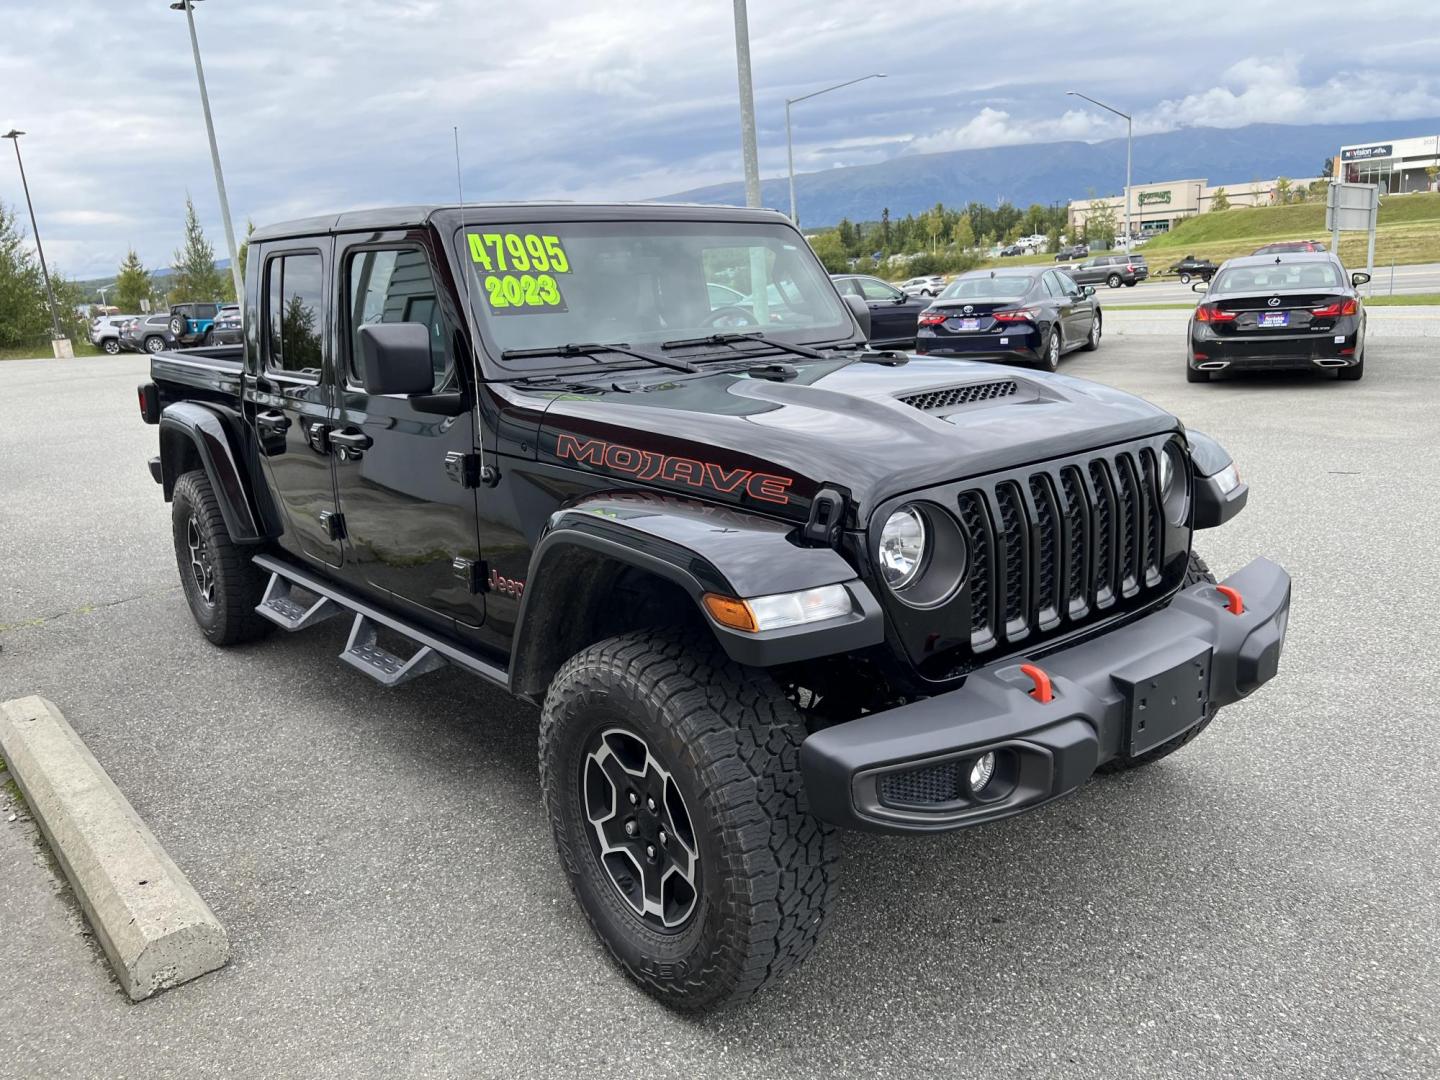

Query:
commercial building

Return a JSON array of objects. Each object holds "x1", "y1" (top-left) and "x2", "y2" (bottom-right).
[
  {"x1": 1335, "y1": 133, "x2": 1440, "y2": 194},
  {"x1": 1068, "y1": 176, "x2": 1325, "y2": 237}
]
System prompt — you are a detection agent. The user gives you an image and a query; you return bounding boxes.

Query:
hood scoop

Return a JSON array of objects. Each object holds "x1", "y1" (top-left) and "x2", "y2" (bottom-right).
[{"x1": 898, "y1": 379, "x2": 1018, "y2": 413}]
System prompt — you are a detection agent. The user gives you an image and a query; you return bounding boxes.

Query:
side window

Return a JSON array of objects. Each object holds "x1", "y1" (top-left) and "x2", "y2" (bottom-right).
[
  {"x1": 858, "y1": 277, "x2": 900, "y2": 301},
  {"x1": 1041, "y1": 272, "x2": 1061, "y2": 297},
  {"x1": 1056, "y1": 271, "x2": 1080, "y2": 294},
  {"x1": 832, "y1": 278, "x2": 859, "y2": 299},
  {"x1": 196, "y1": 304, "x2": 218, "y2": 320},
  {"x1": 346, "y1": 248, "x2": 454, "y2": 391},
  {"x1": 264, "y1": 253, "x2": 324, "y2": 376}
]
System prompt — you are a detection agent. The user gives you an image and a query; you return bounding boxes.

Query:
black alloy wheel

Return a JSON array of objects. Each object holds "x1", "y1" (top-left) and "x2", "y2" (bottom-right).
[
  {"x1": 171, "y1": 470, "x2": 272, "y2": 644},
  {"x1": 582, "y1": 726, "x2": 700, "y2": 931}
]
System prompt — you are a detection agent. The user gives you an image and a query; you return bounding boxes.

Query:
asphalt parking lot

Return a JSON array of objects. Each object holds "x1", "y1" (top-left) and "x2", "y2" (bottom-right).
[
  {"x1": 2, "y1": 309, "x2": 1437, "y2": 1079},
  {"x1": 1097, "y1": 258, "x2": 1440, "y2": 306}
]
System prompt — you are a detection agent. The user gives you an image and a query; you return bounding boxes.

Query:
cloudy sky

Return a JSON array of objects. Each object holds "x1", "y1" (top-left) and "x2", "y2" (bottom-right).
[{"x1": 3, "y1": 0, "x2": 1438, "y2": 280}]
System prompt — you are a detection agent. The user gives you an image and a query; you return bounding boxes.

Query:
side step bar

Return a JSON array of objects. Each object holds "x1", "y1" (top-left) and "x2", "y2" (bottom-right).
[{"x1": 251, "y1": 553, "x2": 509, "y2": 691}]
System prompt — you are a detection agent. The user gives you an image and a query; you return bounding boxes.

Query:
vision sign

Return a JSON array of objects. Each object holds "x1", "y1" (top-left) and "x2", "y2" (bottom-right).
[{"x1": 1341, "y1": 144, "x2": 1392, "y2": 162}]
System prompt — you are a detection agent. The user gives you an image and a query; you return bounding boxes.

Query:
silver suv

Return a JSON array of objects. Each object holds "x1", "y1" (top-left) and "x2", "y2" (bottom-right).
[{"x1": 89, "y1": 314, "x2": 140, "y2": 355}]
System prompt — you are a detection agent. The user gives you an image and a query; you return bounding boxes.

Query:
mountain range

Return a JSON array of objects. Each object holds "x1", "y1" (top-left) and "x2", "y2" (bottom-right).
[{"x1": 654, "y1": 117, "x2": 1440, "y2": 227}]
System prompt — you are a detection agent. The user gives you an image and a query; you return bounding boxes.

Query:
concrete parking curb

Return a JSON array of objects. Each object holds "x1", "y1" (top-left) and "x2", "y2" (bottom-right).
[{"x1": 0, "y1": 695, "x2": 229, "y2": 1001}]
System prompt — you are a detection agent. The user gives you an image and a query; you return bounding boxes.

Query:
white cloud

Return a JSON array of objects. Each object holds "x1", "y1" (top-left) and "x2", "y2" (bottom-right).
[{"x1": 908, "y1": 107, "x2": 1118, "y2": 154}]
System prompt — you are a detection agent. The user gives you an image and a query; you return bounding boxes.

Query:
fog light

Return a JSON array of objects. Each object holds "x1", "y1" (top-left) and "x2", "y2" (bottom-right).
[{"x1": 969, "y1": 752, "x2": 996, "y2": 793}]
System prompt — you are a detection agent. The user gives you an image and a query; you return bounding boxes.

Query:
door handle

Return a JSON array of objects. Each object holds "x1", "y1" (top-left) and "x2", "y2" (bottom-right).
[
  {"x1": 328, "y1": 429, "x2": 373, "y2": 460},
  {"x1": 256, "y1": 410, "x2": 291, "y2": 432},
  {"x1": 328, "y1": 429, "x2": 373, "y2": 451}
]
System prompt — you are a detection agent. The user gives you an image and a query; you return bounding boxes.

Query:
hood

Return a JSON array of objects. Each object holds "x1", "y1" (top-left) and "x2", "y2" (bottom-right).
[{"x1": 527, "y1": 355, "x2": 1177, "y2": 524}]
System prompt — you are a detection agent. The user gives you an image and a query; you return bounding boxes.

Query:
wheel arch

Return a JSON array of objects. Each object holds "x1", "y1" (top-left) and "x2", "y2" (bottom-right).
[
  {"x1": 158, "y1": 402, "x2": 272, "y2": 543},
  {"x1": 509, "y1": 493, "x2": 883, "y2": 701}
]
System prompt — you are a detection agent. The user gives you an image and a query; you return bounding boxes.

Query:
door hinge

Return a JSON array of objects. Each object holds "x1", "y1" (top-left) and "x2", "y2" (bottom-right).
[
  {"x1": 445, "y1": 451, "x2": 483, "y2": 489},
  {"x1": 318, "y1": 510, "x2": 347, "y2": 541},
  {"x1": 451, "y1": 557, "x2": 487, "y2": 594}
]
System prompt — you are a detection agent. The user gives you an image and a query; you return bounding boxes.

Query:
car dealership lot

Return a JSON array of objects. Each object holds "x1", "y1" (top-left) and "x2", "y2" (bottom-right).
[
  {"x1": 1102, "y1": 259, "x2": 1440, "y2": 306},
  {"x1": 2, "y1": 313, "x2": 1436, "y2": 1079}
]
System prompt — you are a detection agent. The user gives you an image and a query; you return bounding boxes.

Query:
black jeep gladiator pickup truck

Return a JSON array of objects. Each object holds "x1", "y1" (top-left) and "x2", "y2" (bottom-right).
[{"x1": 138, "y1": 203, "x2": 1290, "y2": 1011}]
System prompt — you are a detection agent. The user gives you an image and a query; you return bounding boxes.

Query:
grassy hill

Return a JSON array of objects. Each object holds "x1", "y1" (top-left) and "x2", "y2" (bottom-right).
[{"x1": 1143, "y1": 191, "x2": 1440, "y2": 268}]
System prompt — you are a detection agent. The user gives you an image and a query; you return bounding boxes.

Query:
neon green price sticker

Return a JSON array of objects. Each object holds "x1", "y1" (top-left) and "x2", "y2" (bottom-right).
[{"x1": 467, "y1": 232, "x2": 571, "y2": 313}]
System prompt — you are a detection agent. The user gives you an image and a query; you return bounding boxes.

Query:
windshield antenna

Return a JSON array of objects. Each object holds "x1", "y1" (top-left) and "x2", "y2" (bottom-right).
[{"x1": 453, "y1": 126, "x2": 473, "y2": 310}]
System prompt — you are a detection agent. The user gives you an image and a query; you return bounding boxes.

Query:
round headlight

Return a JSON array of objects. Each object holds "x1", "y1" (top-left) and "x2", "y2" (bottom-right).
[
  {"x1": 1158, "y1": 446, "x2": 1175, "y2": 499},
  {"x1": 878, "y1": 506, "x2": 927, "y2": 590},
  {"x1": 1159, "y1": 441, "x2": 1189, "y2": 524}
]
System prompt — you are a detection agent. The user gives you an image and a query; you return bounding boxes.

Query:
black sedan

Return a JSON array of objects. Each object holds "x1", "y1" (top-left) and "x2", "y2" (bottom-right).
[
  {"x1": 915, "y1": 267, "x2": 1100, "y2": 371},
  {"x1": 830, "y1": 274, "x2": 932, "y2": 348},
  {"x1": 1187, "y1": 253, "x2": 1369, "y2": 383}
]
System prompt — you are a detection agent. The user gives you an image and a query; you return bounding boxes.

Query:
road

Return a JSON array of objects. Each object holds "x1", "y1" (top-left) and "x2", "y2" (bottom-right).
[
  {"x1": 2, "y1": 316, "x2": 1437, "y2": 1079},
  {"x1": 1092, "y1": 259, "x2": 1440, "y2": 306}
]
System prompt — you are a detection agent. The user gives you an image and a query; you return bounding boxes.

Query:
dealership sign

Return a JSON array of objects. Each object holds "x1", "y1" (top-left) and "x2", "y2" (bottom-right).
[
  {"x1": 1342, "y1": 144, "x2": 1392, "y2": 162},
  {"x1": 1138, "y1": 191, "x2": 1172, "y2": 206}
]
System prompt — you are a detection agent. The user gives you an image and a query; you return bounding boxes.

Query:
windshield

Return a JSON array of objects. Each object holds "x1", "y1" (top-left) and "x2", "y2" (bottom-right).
[
  {"x1": 1212, "y1": 263, "x2": 1343, "y2": 292},
  {"x1": 939, "y1": 275, "x2": 1035, "y2": 301},
  {"x1": 455, "y1": 220, "x2": 850, "y2": 364}
]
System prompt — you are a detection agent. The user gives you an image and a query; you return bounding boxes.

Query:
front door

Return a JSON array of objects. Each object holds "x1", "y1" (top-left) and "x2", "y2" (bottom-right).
[
  {"x1": 247, "y1": 244, "x2": 342, "y2": 567},
  {"x1": 329, "y1": 234, "x2": 485, "y2": 634},
  {"x1": 857, "y1": 277, "x2": 922, "y2": 345}
]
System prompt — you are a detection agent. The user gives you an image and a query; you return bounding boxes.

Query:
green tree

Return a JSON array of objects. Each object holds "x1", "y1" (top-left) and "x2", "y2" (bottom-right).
[
  {"x1": 1428, "y1": 165, "x2": 1440, "y2": 192},
  {"x1": 1273, "y1": 177, "x2": 1293, "y2": 205},
  {"x1": 1084, "y1": 199, "x2": 1117, "y2": 247},
  {"x1": 925, "y1": 203, "x2": 945, "y2": 252},
  {"x1": 0, "y1": 197, "x2": 51, "y2": 348},
  {"x1": 114, "y1": 249, "x2": 154, "y2": 313},
  {"x1": 1320, "y1": 156, "x2": 1336, "y2": 180},
  {"x1": 950, "y1": 215, "x2": 975, "y2": 250},
  {"x1": 880, "y1": 207, "x2": 891, "y2": 252},
  {"x1": 1045, "y1": 226, "x2": 1061, "y2": 254},
  {"x1": 168, "y1": 195, "x2": 228, "y2": 305},
  {"x1": 1210, "y1": 187, "x2": 1230, "y2": 212},
  {"x1": 807, "y1": 231, "x2": 849, "y2": 274}
]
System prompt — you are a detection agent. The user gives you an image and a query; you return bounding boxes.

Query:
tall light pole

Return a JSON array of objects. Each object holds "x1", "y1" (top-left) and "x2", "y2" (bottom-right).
[
  {"x1": 171, "y1": 0, "x2": 244, "y2": 306},
  {"x1": 786, "y1": 73, "x2": 885, "y2": 227},
  {"x1": 730, "y1": 0, "x2": 762, "y2": 208},
  {"x1": 1066, "y1": 91, "x2": 1131, "y2": 248},
  {"x1": 3, "y1": 129, "x2": 66, "y2": 348}
]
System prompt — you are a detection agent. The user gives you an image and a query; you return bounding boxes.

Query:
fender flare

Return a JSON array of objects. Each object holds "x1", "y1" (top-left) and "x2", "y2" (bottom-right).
[
  {"x1": 1186, "y1": 428, "x2": 1248, "y2": 529},
  {"x1": 508, "y1": 492, "x2": 883, "y2": 696},
  {"x1": 158, "y1": 402, "x2": 269, "y2": 543}
]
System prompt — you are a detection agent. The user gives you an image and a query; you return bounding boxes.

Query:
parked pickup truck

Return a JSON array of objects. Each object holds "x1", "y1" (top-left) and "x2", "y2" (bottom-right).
[{"x1": 138, "y1": 202, "x2": 1290, "y2": 1012}]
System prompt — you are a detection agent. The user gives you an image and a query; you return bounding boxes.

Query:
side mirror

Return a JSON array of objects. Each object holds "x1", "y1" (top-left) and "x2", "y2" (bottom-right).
[
  {"x1": 842, "y1": 293, "x2": 872, "y2": 341},
  {"x1": 1351, "y1": 271, "x2": 1371, "y2": 286},
  {"x1": 1191, "y1": 281, "x2": 1209, "y2": 293},
  {"x1": 892, "y1": 293, "x2": 908, "y2": 304},
  {"x1": 1083, "y1": 285, "x2": 1096, "y2": 297},
  {"x1": 357, "y1": 323, "x2": 434, "y2": 395}
]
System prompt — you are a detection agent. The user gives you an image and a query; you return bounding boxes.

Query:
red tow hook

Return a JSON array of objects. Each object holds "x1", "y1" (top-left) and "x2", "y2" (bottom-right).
[
  {"x1": 1215, "y1": 585, "x2": 1245, "y2": 615},
  {"x1": 1019, "y1": 663, "x2": 1054, "y2": 704}
]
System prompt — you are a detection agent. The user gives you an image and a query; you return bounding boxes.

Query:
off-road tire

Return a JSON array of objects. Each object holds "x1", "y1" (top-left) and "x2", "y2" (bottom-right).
[
  {"x1": 1083, "y1": 311, "x2": 1102, "y2": 351},
  {"x1": 171, "y1": 470, "x2": 272, "y2": 645},
  {"x1": 1106, "y1": 273, "x2": 1122, "y2": 288},
  {"x1": 169, "y1": 313, "x2": 186, "y2": 338},
  {"x1": 1099, "y1": 552, "x2": 1218, "y2": 772},
  {"x1": 539, "y1": 628, "x2": 838, "y2": 1012}
]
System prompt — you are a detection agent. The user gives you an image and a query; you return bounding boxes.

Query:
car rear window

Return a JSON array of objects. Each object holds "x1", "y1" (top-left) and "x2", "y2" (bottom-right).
[
  {"x1": 1213, "y1": 263, "x2": 1344, "y2": 292},
  {"x1": 940, "y1": 275, "x2": 1034, "y2": 301}
]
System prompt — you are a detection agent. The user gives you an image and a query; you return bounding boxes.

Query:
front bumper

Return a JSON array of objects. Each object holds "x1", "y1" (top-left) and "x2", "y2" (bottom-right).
[{"x1": 801, "y1": 557, "x2": 1290, "y2": 834}]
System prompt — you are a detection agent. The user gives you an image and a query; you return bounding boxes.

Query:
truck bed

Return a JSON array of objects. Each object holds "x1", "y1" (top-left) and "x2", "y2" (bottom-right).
[{"x1": 150, "y1": 345, "x2": 245, "y2": 404}]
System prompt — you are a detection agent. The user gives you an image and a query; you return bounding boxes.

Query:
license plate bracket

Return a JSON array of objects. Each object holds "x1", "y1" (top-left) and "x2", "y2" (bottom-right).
[
  {"x1": 1111, "y1": 639, "x2": 1213, "y2": 756},
  {"x1": 1258, "y1": 311, "x2": 1289, "y2": 328},
  {"x1": 952, "y1": 318, "x2": 980, "y2": 331}
]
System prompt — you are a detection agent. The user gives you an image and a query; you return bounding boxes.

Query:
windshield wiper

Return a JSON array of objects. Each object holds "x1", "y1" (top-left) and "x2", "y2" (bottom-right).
[
  {"x1": 660, "y1": 331, "x2": 826, "y2": 361},
  {"x1": 500, "y1": 341, "x2": 698, "y2": 373}
]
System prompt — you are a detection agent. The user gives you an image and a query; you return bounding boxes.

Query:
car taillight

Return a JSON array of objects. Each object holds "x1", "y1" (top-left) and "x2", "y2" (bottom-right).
[
  {"x1": 918, "y1": 313, "x2": 946, "y2": 326},
  {"x1": 993, "y1": 308, "x2": 1036, "y2": 323},
  {"x1": 1312, "y1": 299, "x2": 1358, "y2": 317},
  {"x1": 1194, "y1": 304, "x2": 1235, "y2": 323},
  {"x1": 1126, "y1": 264, "x2": 1135, "y2": 272}
]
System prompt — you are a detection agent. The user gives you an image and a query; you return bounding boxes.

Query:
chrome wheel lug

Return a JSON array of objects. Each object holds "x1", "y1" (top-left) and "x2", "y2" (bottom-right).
[
  {"x1": 624, "y1": 820, "x2": 637, "y2": 836},
  {"x1": 628, "y1": 791, "x2": 638, "y2": 805},
  {"x1": 646, "y1": 796, "x2": 657, "y2": 812},
  {"x1": 659, "y1": 830, "x2": 668, "y2": 845},
  {"x1": 646, "y1": 844, "x2": 656, "y2": 859}
]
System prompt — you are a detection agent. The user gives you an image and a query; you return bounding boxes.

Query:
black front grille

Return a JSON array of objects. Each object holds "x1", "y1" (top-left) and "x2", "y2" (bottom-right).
[
  {"x1": 879, "y1": 760, "x2": 963, "y2": 807},
  {"x1": 899, "y1": 380, "x2": 1017, "y2": 412},
  {"x1": 958, "y1": 444, "x2": 1168, "y2": 654}
]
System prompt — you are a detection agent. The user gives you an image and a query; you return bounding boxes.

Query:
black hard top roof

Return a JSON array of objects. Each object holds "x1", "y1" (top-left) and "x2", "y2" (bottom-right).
[{"x1": 249, "y1": 202, "x2": 793, "y2": 243}]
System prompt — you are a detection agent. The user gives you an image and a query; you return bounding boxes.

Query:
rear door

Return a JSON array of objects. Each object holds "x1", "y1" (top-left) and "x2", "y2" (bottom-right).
[
  {"x1": 856, "y1": 276, "x2": 924, "y2": 345},
  {"x1": 329, "y1": 232, "x2": 485, "y2": 634},
  {"x1": 246, "y1": 241, "x2": 343, "y2": 567},
  {"x1": 1048, "y1": 270, "x2": 1090, "y2": 341}
]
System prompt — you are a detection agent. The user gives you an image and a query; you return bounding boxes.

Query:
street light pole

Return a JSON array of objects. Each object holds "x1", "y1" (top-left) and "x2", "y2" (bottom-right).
[
  {"x1": 785, "y1": 73, "x2": 885, "y2": 227},
  {"x1": 3, "y1": 130, "x2": 65, "y2": 345},
  {"x1": 1066, "y1": 91, "x2": 1131, "y2": 248},
  {"x1": 172, "y1": 0, "x2": 244, "y2": 307},
  {"x1": 730, "y1": 0, "x2": 763, "y2": 209}
]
